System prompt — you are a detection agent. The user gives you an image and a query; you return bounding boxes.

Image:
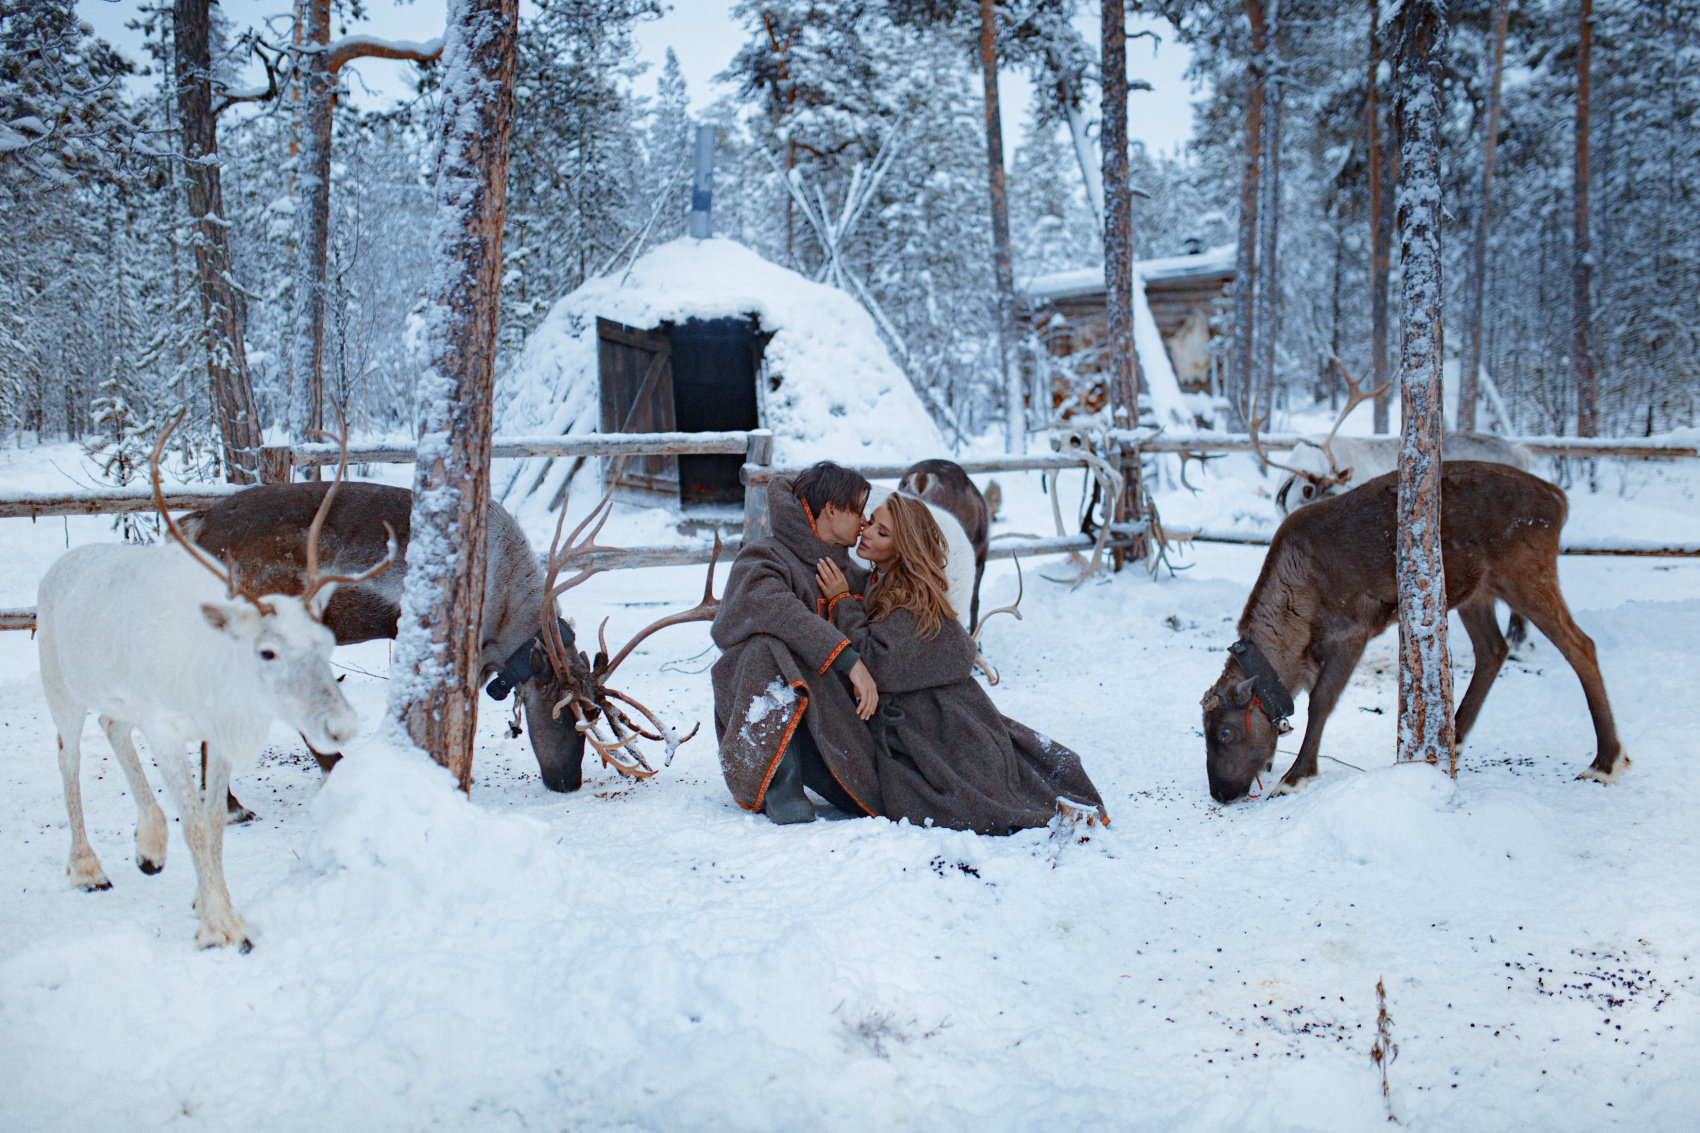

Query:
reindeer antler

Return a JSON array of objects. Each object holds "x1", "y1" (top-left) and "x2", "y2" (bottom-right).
[
  {"x1": 150, "y1": 410, "x2": 268, "y2": 609},
  {"x1": 972, "y1": 557, "x2": 1023, "y2": 685},
  {"x1": 300, "y1": 401, "x2": 397, "y2": 612},
  {"x1": 536, "y1": 486, "x2": 720, "y2": 781},
  {"x1": 1315, "y1": 358, "x2": 1391, "y2": 482},
  {"x1": 1241, "y1": 391, "x2": 1327, "y2": 486}
]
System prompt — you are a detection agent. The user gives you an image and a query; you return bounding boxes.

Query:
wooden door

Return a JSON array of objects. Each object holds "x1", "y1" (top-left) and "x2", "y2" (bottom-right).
[{"x1": 597, "y1": 317, "x2": 677, "y2": 501}]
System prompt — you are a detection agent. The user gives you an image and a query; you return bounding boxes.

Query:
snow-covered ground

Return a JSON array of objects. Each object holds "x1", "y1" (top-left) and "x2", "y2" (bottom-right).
[{"x1": 2, "y1": 437, "x2": 1697, "y2": 1131}]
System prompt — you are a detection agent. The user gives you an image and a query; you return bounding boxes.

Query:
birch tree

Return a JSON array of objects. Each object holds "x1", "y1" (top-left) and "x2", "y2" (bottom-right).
[
  {"x1": 1393, "y1": 0, "x2": 1453, "y2": 772},
  {"x1": 389, "y1": 0, "x2": 517, "y2": 786}
]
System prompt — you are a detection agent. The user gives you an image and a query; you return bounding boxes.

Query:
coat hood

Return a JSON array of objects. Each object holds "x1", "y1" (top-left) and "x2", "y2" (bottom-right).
[{"x1": 768, "y1": 475, "x2": 856, "y2": 569}]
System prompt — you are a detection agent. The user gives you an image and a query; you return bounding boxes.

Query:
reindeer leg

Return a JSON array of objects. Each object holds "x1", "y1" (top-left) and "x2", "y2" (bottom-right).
[
  {"x1": 56, "y1": 716, "x2": 110, "y2": 892},
  {"x1": 1274, "y1": 639, "x2": 1368, "y2": 795},
  {"x1": 101, "y1": 716, "x2": 167, "y2": 875},
  {"x1": 1512, "y1": 573, "x2": 1625, "y2": 783},
  {"x1": 1454, "y1": 603, "x2": 1509, "y2": 745},
  {"x1": 149, "y1": 728, "x2": 250, "y2": 950}
]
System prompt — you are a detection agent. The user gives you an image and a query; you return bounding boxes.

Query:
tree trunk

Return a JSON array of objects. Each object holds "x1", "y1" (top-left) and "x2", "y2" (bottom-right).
[
  {"x1": 295, "y1": 5, "x2": 442, "y2": 449},
  {"x1": 1369, "y1": 0, "x2": 1394, "y2": 435},
  {"x1": 977, "y1": 0, "x2": 1022, "y2": 454},
  {"x1": 1102, "y1": 0, "x2": 1145, "y2": 564},
  {"x1": 1253, "y1": 0, "x2": 1282, "y2": 410},
  {"x1": 1459, "y1": 0, "x2": 1509, "y2": 433},
  {"x1": 294, "y1": 0, "x2": 331, "y2": 446},
  {"x1": 175, "y1": 0, "x2": 263, "y2": 484},
  {"x1": 388, "y1": 0, "x2": 517, "y2": 789},
  {"x1": 1229, "y1": 0, "x2": 1267, "y2": 432},
  {"x1": 1393, "y1": 0, "x2": 1455, "y2": 772},
  {"x1": 1051, "y1": 52, "x2": 1105, "y2": 237},
  {"x1": 1574, "y1": 0, "x2": 1597, "y2": 437}
]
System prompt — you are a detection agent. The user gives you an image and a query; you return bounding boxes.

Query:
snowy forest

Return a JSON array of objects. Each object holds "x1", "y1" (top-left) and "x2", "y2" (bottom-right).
[{"x1": 5, "y1": 0, "x2": 1696, "y2": 481}]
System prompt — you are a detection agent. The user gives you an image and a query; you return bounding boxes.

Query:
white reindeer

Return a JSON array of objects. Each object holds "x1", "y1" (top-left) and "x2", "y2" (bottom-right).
[
  {"x1": 36, "y1": 413, "x2": 392, "y2": 949},
  {"x1": 1247, "y1": 362, "x2": 1532, "y2": 515}
]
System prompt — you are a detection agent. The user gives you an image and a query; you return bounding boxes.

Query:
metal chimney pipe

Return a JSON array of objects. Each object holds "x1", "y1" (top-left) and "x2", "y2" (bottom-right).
[{"x1": 688, "y1": 124, "x2": 715, "y2": 239}]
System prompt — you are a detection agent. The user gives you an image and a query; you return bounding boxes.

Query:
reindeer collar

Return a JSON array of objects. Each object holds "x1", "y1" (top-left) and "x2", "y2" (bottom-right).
[
  {"x1": 1228, "y1": 638, "x2": 1296, "y2": 725},
  {"x1": 486, "y1": 617, "x2": 575, "y2": 701}
]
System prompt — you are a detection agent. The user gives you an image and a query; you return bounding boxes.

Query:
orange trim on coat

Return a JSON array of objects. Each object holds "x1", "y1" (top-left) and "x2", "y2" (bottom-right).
[
  {"x1": 826, "y1": 592, "x2": 860, "y2": 619},
  {"x1": 800, "y1": 498, "x2": 823, "y2": 541},
  {"x1": 817, "y1": 638, "x2": 850, "y2": 675},
  {"x1": 743, "y1": 680, "x2": 811, "y2": 813}
]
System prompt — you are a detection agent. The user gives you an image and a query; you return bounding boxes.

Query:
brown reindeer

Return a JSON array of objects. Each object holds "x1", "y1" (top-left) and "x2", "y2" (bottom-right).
[{"x1": 1201, "y1": 462, "x2": 1623, "y2": 803}]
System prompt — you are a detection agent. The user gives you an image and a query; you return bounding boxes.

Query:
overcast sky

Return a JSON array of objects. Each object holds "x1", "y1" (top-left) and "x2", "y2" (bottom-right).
[{"x1": 76, "y1": 0, "x2": 1198, "y2": 162}]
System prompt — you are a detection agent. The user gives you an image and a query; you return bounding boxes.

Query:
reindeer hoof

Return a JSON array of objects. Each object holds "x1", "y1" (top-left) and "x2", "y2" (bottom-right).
[
  {"x1": 227, "y1": 805, "x2": 258, "y2": 825},
  {"x1": 137, "y1": 856, "x2": 164, "y2": 876},
  {"x1": 1271, "y1": 774, "x2": 1315, "y2": 797},
  {"x1": 79, "y1": 877, "x2": 113, "y2": 893},
  {"x1": 1577, "y1": 752, "x2": 1629, "y2": 785},
  {"x1": 195, "y1": 915, "x2": 251, "y2": 950}
]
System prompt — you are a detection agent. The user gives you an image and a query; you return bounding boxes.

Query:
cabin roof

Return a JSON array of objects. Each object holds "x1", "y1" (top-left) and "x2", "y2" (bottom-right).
[{"x1": 1019, "y1": 244, "x2": 1237, "y2": 306}]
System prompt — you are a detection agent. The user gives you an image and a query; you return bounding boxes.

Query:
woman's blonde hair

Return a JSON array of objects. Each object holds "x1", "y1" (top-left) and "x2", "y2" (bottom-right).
[{"x1": 866, "y1": 493, "x2": 956, "y2": 640}]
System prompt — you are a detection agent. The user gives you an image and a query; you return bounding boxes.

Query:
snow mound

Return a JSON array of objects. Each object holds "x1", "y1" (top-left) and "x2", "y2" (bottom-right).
[{"x1": 496, "y1": 237, "x2": 943, "y2": 511}]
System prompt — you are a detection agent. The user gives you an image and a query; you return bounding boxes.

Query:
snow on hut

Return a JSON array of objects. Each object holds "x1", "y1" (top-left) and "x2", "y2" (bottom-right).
[
  {"x1": 1020, "y1": 244, "x2": 1236, "y2": 431},
  {"x1": 495, "y1": 237, "x2": 943, "y2": 521}
]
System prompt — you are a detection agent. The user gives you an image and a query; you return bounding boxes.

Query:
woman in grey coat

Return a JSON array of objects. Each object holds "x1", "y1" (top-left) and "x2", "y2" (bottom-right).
[{"x1": 816, "y1": 494, "x2": 1108, "y2": 835}]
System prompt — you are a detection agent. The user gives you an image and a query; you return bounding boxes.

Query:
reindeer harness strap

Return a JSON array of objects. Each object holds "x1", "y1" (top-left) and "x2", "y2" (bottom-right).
[
  {"x1": 486, "y1": 617, "x2": 576, "y2": 701},
  {"x1": 1228, "y1": 638, "x2": 1296, "y2": 726}
]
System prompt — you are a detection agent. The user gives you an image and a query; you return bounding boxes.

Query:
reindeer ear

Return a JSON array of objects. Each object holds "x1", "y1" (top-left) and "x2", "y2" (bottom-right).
[
  {"x1": 1277, "y1": 719, "x2": 1295, "y2": 735},
  {"x1": 306, "y1": 581, "x2": 338, "y2": 619},
  {"x1": 201, "y1": 601, "x2": 257, "y2": 637},
  {"x1": 1232, "y1": 677, "x2": 1258, "y2": 704}
]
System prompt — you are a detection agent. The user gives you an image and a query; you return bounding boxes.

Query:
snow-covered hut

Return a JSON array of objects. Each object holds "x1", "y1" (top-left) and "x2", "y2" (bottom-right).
[
  {"x1": 1020, "y1": 244, "x2": 1236, "y2": 432},
  {"x1": 495, "y1": 238, "x2": 943, "y2": 518}
]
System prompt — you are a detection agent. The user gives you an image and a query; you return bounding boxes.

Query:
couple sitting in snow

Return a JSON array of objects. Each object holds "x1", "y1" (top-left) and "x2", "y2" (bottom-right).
[{"x1": 710, "y1": 461, "x2": 1106, "y2": 834}]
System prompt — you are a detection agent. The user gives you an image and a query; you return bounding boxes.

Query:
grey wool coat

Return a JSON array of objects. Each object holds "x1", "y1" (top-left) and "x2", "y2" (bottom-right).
[
  {"x1": 710, "y1": 477, "x2": 880, "y2": 815},
  {"x1": 830, "y1": 598, "x2": 1107, "y2": 835}
]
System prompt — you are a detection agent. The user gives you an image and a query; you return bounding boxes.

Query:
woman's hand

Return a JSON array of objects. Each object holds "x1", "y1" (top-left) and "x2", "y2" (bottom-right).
[
  {"x1": 816, "y1": 557, "x2": 849, "y2": 600},
  {"x1": 847, "y1": 659, "x2": 879, "y2": 721}
]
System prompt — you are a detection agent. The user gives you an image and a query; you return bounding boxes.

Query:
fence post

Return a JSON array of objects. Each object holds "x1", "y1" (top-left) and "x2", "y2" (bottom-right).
[
  {"x1": 258, "y1": 445, "x2": 293, "y2": 485},
  {"x1": 742, "y1": 428, "x2": 774, "y2": 542}
]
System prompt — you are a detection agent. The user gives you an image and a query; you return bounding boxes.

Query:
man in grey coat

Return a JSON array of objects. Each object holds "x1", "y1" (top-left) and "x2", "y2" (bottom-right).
[{"x1": 711, "y1": 463, "x2": 881, "y2": 823}]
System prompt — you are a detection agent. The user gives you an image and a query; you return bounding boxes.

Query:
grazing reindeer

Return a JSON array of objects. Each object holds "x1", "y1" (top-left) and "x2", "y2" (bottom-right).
[
  {"x1": 899, "y1": 460, "x2": 993, "y2": 628},
  {"x1": 1201, "y1": 462, "x2": 1623, "y2": 804},
  {"x1": 35, "y1": 412, "x2": 393, "y2": 948},
  {"x1": 1248, "y1": 365, "x2": 1535, "y2": 650},
  {"x1": 181, "y1": 481, "x2": 591, "y2": 794}
]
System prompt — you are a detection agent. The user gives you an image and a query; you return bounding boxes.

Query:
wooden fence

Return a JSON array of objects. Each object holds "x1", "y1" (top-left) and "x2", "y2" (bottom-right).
[{"x1": 0, "y1": 425, "x2": 1695, "y2": 632}]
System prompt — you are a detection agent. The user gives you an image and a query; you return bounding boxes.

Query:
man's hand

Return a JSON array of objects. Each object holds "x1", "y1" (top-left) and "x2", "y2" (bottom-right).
[
  {"x1": 847, "y1": 659, "x2": 879, "y2": 721},
  {"x1": 816, "y1": 557, "x2": 849, "y2": 600}
]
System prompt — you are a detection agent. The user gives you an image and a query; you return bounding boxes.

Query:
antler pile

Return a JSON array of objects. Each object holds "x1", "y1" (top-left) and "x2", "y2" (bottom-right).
[{"x1": 535, "y1": 488, "x2": 721, "y2": 780}]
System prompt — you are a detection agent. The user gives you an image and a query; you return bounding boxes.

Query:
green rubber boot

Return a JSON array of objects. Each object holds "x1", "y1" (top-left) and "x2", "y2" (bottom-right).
[{"x1": 762, "y1": 746, "x2": 816, "y2": 825}]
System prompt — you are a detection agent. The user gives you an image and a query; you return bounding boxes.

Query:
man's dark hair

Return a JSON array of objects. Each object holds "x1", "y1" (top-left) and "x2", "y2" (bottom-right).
[{"x1": 792, "y1": 461, "x2": 870, "y2": 517}]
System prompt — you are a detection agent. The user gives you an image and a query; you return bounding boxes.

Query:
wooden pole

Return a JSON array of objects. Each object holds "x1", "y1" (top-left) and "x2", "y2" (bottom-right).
[
  {"x1": 387, "y1": 0, "x2": 516, "y2": 791},
  {"x1": 1102, "y1": 0, "x2": 1145, "y2": 564}
]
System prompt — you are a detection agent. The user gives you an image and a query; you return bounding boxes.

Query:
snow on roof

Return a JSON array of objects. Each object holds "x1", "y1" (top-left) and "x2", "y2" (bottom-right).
[
  {"x1": 1019, "y1": 244, "x2": 1237, "y2": 305},
  {"x1": 495, "y1": 237, "x2": 943, "y2": 511}
]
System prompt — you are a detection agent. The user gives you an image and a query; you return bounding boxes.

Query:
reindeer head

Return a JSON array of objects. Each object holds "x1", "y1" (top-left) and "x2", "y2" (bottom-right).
[
  {"x1": 534, "y1": 484, "x2": 718, "y2": 782},
  {"x1": 1200, "y1": 662, "x2": 1286, "y2": 804},
  {"x1": 152, "y1": 407, "x2": 395, "y2": 755}
]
